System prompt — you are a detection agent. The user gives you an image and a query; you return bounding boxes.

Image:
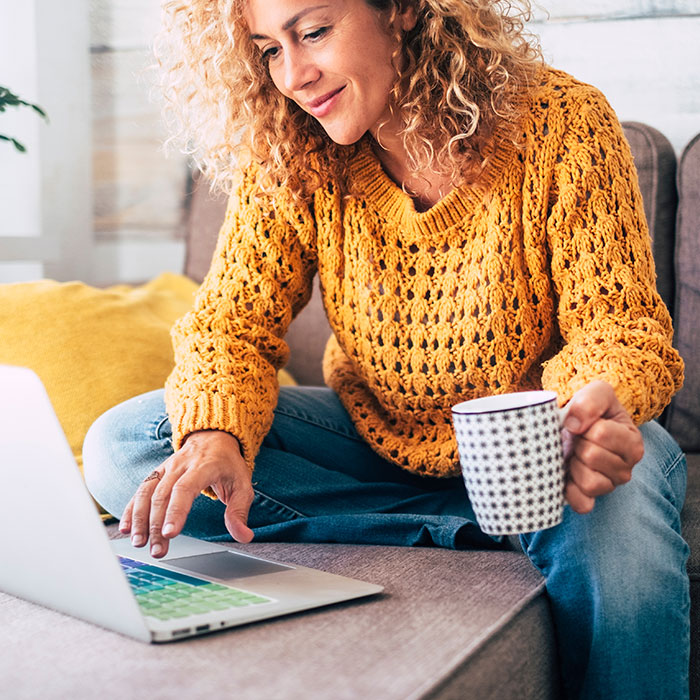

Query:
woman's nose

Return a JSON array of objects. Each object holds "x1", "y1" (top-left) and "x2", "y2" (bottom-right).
[{"x1": 283, "y1": 47, "x2": 320, "y2": 93}]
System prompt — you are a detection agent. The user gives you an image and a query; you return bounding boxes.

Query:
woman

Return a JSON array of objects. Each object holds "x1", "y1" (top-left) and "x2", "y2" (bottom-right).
[{"x1": 83, "y1": 1, "x2": 689, "y2": 697}]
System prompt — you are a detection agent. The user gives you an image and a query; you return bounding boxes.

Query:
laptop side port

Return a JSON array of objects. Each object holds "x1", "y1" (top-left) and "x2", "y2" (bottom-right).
[{"x1": 195, "y1": 624, "x2": 210, "y2": 632}]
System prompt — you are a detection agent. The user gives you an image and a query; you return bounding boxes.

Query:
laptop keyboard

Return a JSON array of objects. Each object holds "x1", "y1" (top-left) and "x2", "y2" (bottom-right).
[{"x1": 118, "y1": 556, "x2": 272, "y2": 621}]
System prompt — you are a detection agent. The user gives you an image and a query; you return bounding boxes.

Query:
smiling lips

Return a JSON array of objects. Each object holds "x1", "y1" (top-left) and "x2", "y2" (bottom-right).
[{"x1": 306, "y1": 85, "x2": 345, "y2": 118}]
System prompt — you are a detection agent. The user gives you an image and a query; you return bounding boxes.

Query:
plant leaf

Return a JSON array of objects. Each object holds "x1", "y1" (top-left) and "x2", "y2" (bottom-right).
[
  {"x1": 0, "y1": 85, "x2": 48, "y2": 151},
  {"x1": 31, "y1": 103, "x2": 48, "y2": 120},
  {"x1": 0, "y1": 133, "x2": 27, "y2": 152}
]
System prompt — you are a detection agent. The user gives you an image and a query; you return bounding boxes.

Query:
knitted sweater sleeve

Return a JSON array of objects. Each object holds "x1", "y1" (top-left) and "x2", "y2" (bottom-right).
[
  {"x1": 164, "y1": 164, "x2": 317, "y2": 466},
  {"x1": 540, "y1": 88, "x2": 684, "y2": 423}
]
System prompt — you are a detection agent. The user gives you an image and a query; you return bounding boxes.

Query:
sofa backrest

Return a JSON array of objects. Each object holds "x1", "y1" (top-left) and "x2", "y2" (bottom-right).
[
  {"x1": 621, "y1": 122, "x2": 677, "y2": 316},
  {"x1": 665, "y1": 133, "x2": 700, "y2": 452},
  {"x1": 183, "y1": 170, "x2": 225, "y2": 287}
]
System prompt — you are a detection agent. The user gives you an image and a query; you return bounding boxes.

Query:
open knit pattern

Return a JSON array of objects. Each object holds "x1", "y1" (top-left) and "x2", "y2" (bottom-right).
[{"x1": 165, "y1": 67, "x2": 683, "y2": 478}]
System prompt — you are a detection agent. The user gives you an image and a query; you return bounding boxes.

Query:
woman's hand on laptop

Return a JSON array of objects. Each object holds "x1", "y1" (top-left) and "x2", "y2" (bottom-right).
[{"x1": 118, "y1": 430, "x2": 254, "y2": 558}]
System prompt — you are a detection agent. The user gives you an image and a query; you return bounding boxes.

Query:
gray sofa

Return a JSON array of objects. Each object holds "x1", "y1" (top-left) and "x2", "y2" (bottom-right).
[{"x1": 2, "y1": 123, "x2": 698, "y2": 700}]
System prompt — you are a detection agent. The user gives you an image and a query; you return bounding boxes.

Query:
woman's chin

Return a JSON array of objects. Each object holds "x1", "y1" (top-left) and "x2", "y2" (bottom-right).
[{"x1": 321, "y1": 124, "x2": 367, "y2": 146}]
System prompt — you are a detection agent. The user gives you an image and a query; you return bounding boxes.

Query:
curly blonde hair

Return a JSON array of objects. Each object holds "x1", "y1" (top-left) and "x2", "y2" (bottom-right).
[{"x1": 155, "y1": 0, "x2": 542, "y2": 199}]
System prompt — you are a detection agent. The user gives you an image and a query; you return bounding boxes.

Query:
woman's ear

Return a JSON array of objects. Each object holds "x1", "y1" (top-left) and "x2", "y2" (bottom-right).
[{"x1": 396, "y1": 1, "x2": 418, "y2": 32}]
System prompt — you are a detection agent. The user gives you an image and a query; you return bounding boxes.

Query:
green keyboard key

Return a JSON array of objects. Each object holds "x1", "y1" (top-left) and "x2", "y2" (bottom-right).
[
  {"x1": 243, "y1": 596, "x2": 269, "y2": 604},
  {"x1": 119, "y1": 556, "x2": 273, "y2": 618}
]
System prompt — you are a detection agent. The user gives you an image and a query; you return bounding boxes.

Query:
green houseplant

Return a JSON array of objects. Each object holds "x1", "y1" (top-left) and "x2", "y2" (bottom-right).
[{"x1": 0, "y1": 85, "x2": 47, "y2": 152}]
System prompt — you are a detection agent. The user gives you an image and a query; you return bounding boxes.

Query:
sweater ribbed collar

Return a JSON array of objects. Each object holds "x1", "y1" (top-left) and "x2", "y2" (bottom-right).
[{"x1": 346, "y1": 116, "x2": 524, "y2": 241}]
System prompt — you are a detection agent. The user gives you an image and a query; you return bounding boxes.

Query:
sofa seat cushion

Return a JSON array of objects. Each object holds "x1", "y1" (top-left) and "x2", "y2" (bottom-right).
[{"x1": 0, "y1": 536, "x2": 558, "y2": 699}]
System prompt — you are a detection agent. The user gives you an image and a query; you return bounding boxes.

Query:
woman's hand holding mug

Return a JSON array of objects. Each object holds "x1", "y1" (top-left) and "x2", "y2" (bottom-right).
[
  {"x1": 560, "y1": 380, "x2": 644, "y2": 514},
  {"x1": 452, "y1": 380, "x2": 644, "y2": 534}
]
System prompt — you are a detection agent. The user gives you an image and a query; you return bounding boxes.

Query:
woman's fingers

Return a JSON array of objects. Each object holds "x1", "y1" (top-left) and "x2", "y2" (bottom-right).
[
  {"x1": 147, "y1": 457, "x2": 218, "y2": 557},
  {"x1": 564, "y1": 479, "x2": 596, "y2": 514},
  {"x1": 579, "y1": 418, "x2": 643, "y2": 483},
  {"x1": 223, "y1": 481, "x2": 255, "y2": 543},
  {"x1": 160, "y1": 471, "x2": 208, "y2": 544},
  {"x1": 127, "y1": 464, "x2": 211, "y2": 558},
  {"x1": 118, "y1": 430, "x2": 251, "y2": 558},
  {"x1": 565, "y1": 422, "x2": 641, "y2": 511},
  {"x1": 560, "y1": 381, "x2": 645, "y2": 514},
  {"x1": 568, "y1": 450, "x2": 616, "y2": 499},
  {"x1": 148, "y1": 466, "x2": 186, "y2": 557},
  {"x1": 119, "y1": 498, "x2": 134, "y2": 535},
  {"x1": 129, "y1": 468, "x2": 165, "y2": 547}
]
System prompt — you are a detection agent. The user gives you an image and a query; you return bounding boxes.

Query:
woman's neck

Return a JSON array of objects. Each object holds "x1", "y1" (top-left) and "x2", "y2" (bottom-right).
[{"x1": 370, "y1": 132, "x2": 455, "y2": 212}]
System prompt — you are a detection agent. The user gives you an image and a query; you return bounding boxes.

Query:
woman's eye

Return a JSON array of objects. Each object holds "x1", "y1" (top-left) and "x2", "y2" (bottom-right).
[
  {"x1": 262, "y1": 46, "x2": 280, "y2": 62},
  {"x1": 259, "y1": 26, "x2": 329, "y2": 63},
  {"x1": 303, "y1": 26, "x2": 329, "y2": 41}
]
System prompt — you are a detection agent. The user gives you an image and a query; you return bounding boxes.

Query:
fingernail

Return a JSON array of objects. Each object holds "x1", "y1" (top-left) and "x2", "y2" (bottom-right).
[
  {"x1": 131, "y1": 534, "x2": 145, "y2": 547},
  {"x1": 151, "y1": 544, "x2": 163, "y2": 557},
  {"x1": 162, "y1": 523, "x2": 175, "y2": 536}
]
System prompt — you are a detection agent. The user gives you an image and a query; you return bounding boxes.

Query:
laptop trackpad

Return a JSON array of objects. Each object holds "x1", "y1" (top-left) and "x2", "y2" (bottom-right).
[{"x1": 167, "y1": 551, "x2": 292, "y2": 580}]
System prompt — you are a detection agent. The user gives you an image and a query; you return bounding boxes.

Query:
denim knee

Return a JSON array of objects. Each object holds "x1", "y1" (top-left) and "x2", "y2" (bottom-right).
[
  {"x1": 635, "y1": 420, "x2": 687, "y2": 513},
  {"x1": 82, "y1": 389, "x2": 171, "y2": 519}
]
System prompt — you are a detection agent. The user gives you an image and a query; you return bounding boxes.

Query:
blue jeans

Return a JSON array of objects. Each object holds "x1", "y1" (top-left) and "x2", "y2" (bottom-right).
[{"x1": 83, "y1": 386, "x2": 690, "y2": 700}]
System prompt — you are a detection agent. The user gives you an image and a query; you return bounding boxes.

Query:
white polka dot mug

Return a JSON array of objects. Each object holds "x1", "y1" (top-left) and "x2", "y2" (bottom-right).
[{"x1": 452, "y1": 390, "x2": 567, "y2": 535}]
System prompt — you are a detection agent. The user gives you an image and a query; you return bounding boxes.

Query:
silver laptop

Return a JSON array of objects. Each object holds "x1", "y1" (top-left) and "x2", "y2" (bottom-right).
[{"x1": 0, "y1": 365, "x2": 383, "y2": 643}]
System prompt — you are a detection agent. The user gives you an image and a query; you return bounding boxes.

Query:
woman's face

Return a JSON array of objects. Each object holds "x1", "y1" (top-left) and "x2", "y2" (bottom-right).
[{"x1": 246, "y1": 0, "x2": 417, "y2": 145}]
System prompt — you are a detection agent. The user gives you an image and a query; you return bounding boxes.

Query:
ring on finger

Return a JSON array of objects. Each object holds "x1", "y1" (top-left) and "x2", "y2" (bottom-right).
[{"x1": 142, "y1": 470, "x2": 163, "y2": 484}]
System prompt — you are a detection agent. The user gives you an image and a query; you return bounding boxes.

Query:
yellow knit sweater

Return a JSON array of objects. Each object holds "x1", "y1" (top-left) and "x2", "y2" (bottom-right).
[{"x1": 165, "y1": 68, "x2": 684, "y2": 478}]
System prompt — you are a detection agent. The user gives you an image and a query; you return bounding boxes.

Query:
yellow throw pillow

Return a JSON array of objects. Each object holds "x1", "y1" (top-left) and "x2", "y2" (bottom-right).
[{"x1": 0, "y1": 272, "x2": 295, "y2": 501}]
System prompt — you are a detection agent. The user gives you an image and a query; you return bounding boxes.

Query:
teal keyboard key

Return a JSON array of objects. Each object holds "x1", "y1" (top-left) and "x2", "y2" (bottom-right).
[{"x1": 138, "y1": 564, "x2": 211, "y2": 586}]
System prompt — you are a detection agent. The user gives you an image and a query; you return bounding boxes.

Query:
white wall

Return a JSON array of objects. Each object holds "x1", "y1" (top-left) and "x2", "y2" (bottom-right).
[
  {"x1": 89, "y1": 0, "x2": 187, "y2": 285},
  {"x1": 0, "y1": 0, "x2": 92, "y2": 283}
]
